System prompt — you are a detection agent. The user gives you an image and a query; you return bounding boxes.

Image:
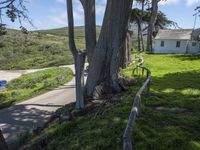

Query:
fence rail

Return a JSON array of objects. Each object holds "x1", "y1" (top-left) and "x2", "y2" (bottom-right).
[{"x1": 123, "y1": 58, "x2": 151, "y2": 150}]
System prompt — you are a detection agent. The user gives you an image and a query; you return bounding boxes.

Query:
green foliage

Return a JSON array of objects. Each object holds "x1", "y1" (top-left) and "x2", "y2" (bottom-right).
[
  {"x1": 0, "y1": 28, "x2": 75, "y2": 69},
  {"x1": 0, "y1": 67, "x2": 73, "y2": 109}
]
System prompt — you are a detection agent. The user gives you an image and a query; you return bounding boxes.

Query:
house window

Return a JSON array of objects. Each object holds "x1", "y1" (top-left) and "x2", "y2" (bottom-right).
[
  {"x1": 161, "y1": 41, "x2": 164, "y2": 47},
  {"x1": 176, "y1": 41, "x2": 181, "y2": 48},
  {"x1": 192, "y1": 42, "x2": 196, "y2": 46}
]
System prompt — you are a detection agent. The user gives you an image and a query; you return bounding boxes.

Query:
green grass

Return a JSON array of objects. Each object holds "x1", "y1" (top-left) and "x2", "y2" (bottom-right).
[
  {"x1": 24, "y1": 54, "x2": 200, "y2": 150},
  {"x1": 0, "y1": 67, "x2": 73, "y2": 109}
]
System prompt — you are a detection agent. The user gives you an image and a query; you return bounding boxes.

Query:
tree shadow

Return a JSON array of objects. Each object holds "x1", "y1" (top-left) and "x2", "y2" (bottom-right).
[
  {"x1": 147, "y1": 71, "x2": 199, "y2": 109},
  {"x1": 169, "y1": 54, "x2": 200, "y2": 61},
  {"x1": 132, "y1": 70, "x2": 200, "y2": 150},
  {"x1": 152, "y1": 70, "x2": 200, "y2": 91},
  {"x1": 0, "y1": 103, "x2": 64, "y2": 145}
]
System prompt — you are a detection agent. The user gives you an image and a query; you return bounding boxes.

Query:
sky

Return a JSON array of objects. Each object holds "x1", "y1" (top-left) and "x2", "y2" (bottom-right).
[{"x1": 3, "y1": 0, "x2": 200, "y2": 30}]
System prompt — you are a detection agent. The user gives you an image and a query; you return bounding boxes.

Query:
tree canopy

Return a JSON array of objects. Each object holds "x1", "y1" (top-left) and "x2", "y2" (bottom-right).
[{"x1": 0, "y1": 0, "x2": 31, "y2": 34}]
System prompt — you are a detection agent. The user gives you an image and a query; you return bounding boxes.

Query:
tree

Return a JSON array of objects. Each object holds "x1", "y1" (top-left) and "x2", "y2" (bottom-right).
[
  {"x1": 194, "y1": 6, "x2": 200, "y2": 28},
  {"x1": 67, "y1": 0, "x2": 134, "y2": 108},
  {"x1": 146, "y1": 0, "x2": 159, "y2": 52},
  {"x1": 0, "y1": 0, "x2": 31, "y2": 33},
  {"x1": 134, "y1": 0, "x2": 148, "y2": 51},
  {"x1": 131, "y1": 7, "x2": 174, "y2": 51}
]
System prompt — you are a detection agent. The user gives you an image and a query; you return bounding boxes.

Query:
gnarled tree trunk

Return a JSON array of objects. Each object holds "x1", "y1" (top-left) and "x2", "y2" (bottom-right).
[
  {"x1": 86, "y1": 0, "x2": 133, "y2": 97},
  {"x1": 80, "y1": 0, "x2": 96, "y2": 64}
]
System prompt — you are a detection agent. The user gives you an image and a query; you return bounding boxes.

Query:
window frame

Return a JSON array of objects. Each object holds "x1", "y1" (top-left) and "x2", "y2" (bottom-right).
[
  {"x1": 176, "y1": 41, "x2": 181, "y2": 48},
  {"x1": 160, "y1": 41, "x2": 165, "y2": 47},
  {"x1": 192, "y1": 42, "x2": 196, "y2": 47}
]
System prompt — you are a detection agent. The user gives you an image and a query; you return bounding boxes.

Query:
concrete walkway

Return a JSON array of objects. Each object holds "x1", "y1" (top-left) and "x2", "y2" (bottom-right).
[{"x1": 0, "y1": 65, "x2": 76, "y2": 144}]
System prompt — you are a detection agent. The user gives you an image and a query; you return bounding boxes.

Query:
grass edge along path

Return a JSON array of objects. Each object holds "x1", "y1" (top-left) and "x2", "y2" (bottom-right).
[{"x1": 0, "y1": 67, "x2": 73, "y2": 109}]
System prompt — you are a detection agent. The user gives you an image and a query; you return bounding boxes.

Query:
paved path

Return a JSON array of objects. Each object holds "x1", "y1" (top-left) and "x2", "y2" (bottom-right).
[{"x1": 0, "y1": 65, "x2": 77, "y2": 144}]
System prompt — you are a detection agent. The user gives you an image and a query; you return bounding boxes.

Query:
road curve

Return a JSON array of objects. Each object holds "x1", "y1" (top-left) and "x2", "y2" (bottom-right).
[{"x1": 0, "y1": 64, "x2": 76, "y2": 145}]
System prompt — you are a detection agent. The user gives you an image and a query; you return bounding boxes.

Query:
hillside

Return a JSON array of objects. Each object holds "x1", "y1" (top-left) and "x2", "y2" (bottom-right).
[
  {"x1": 37, "y1": 26, "x2": 101, "y2": 37},
  {"x1": 0, "y1": 26, "x2": 100, "y2": 70}
]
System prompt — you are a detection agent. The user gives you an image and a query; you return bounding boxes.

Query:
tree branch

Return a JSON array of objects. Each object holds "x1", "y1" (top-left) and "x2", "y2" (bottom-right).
[{"x1": 66, "y1": 0, "x2": 78, "y2": 59}]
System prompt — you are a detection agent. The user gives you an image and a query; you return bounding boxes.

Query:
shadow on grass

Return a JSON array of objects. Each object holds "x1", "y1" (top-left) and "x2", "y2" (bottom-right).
[
  {"x1": 132, "y1": 70, "x2": 200, "y2": 150},
  {"x1": 168, "y1": 54, "x2": 200, "y2": 61},
  {"x1": 152, "y1": 70, "x2": 200, "y2": 91}
]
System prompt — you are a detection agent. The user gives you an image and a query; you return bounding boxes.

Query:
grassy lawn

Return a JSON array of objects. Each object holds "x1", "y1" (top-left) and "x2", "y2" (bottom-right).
[
  {"x1": 24, "y1": 54, "x2": 200, "y2": 150},
  {"x1": 0, "y1": 67, "x2": 73, "y2": 109}
]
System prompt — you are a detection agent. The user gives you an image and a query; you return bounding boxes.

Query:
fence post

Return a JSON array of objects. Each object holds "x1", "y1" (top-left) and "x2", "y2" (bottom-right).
[
  {"x1": 146, "y1": 72, "x2": 151, "y2": 95},
  {"x1": 136, "y1": 66, "x2": 139, "y2": 75},
  {"x1": 0, "y1": 129, "x2": 9, "y2": 150},
  {"x1": 142, "y1": 68, "x2": 144, "y2": 77}
]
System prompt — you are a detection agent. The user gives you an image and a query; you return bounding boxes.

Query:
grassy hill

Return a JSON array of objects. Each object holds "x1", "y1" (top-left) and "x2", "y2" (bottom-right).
[{"x1": 0, "y1": 26, "x2": 101, "y2": 70}]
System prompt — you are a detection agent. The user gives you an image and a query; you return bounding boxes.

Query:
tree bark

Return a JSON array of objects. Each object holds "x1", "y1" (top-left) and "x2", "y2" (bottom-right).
[
  {"x1": 86, "y1": 0, "x2": 133, "y2": 97},
  {"x1": 137, "y1": 19, "x2": 145, "y2": 51},
  {"x1": 80, "y1": 0, "x2": 96, "y2": 63},
  {"x1": 146, "y1": 0, "x2": 158, "y2": 52},
  {"x1": 140, "y1": 1, "x2": 145, "y2": 51},
  {"x1": 75, "y1": 52, "x2": 86, "y2": 109},
  {"x1": 67, "y1": 0, "x2": 86, "y2": 109},
  {"x1": 120, "y1": 31, "x2": 132, "y2": 68}
]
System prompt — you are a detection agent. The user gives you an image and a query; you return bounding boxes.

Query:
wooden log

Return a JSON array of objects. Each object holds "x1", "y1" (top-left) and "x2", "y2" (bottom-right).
[
  {"x1": 123, "y1": 107, "x2": 137, "y2": 150},
  {"x1": 0, "y1": 130, "x2": 9, "y2": 150},
  {"x1": 123, "y1": 63, "x2": 151, "y2": 150}
]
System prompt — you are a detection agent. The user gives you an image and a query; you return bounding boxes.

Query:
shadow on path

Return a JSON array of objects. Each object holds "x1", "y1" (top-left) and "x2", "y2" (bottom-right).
[{"x1": 0, "y1": 104, "x2": 62, "y2": 144}]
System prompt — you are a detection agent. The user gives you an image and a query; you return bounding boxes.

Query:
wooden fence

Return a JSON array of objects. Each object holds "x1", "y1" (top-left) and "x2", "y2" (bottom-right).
[{"x1": 123, "y1": 59, "x2": 151, "y2": 150}]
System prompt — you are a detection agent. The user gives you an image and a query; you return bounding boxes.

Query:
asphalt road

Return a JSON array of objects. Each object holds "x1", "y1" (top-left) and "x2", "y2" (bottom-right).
[{"x1": 0, "y1": 65, "x2": 76, "y2": 145}]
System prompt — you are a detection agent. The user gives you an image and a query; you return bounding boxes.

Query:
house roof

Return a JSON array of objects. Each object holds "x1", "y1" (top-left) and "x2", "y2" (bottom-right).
[{"x1": 155, "y1": 29, "x2": 193, "y2": 40}]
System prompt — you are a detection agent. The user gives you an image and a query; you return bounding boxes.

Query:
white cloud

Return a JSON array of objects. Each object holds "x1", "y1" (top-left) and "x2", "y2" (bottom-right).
[
  {"x1": 96, "y1": 4, "x2": 106, "y2": 16},
  {"x1": 159, "y1": 0, "x2": 180, "y2": 5},
  {"x1": 56, "y1": 0, "x2": 65, "y2": 4},
  {"x1": 159, "y1": 0, "x2": 200, "y2": 6},
  {"x1": 186, "y1": 0, "x2": 199, "y2": 6}
]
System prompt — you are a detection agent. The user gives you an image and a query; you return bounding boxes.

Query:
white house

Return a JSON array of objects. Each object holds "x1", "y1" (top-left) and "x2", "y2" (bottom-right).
[{"x1": 154, "y1": 29, "x2": 200, "y2": 54}]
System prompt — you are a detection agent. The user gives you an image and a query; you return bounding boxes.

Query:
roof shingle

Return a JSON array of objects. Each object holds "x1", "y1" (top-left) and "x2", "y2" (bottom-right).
[{"x1": 155, "y1": 29, "x2": 193, "y2": 40}]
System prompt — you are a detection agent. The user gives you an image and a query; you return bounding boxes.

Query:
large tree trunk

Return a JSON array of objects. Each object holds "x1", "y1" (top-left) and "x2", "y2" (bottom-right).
[
  {"x1": 80, "y1": 0, "x2": 96, "y2": 63},
  {"x1": 140, "y1": 1, "x2": 145, "y2": 51},
  {"x1": 137, "y1": 20, "x2": 143, "y2": 51},
  {"x1": 120, "y1": 31, "x2": 132, "y2": 69},
  {"x1": 86, "y1": 0, "x2": 133, "y2": 97},
  {"x1": 146, "y1": 0, "x2": 158, "y2": 52}
]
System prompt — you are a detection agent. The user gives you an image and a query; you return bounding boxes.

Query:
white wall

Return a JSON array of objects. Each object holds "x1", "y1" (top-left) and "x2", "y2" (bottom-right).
[
  {"x1": 188, "y1": 41, "x2": 200, "y2": 54},
  {"x1": 153, "y1": 39, "x2": 188, "y2": 54}
]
